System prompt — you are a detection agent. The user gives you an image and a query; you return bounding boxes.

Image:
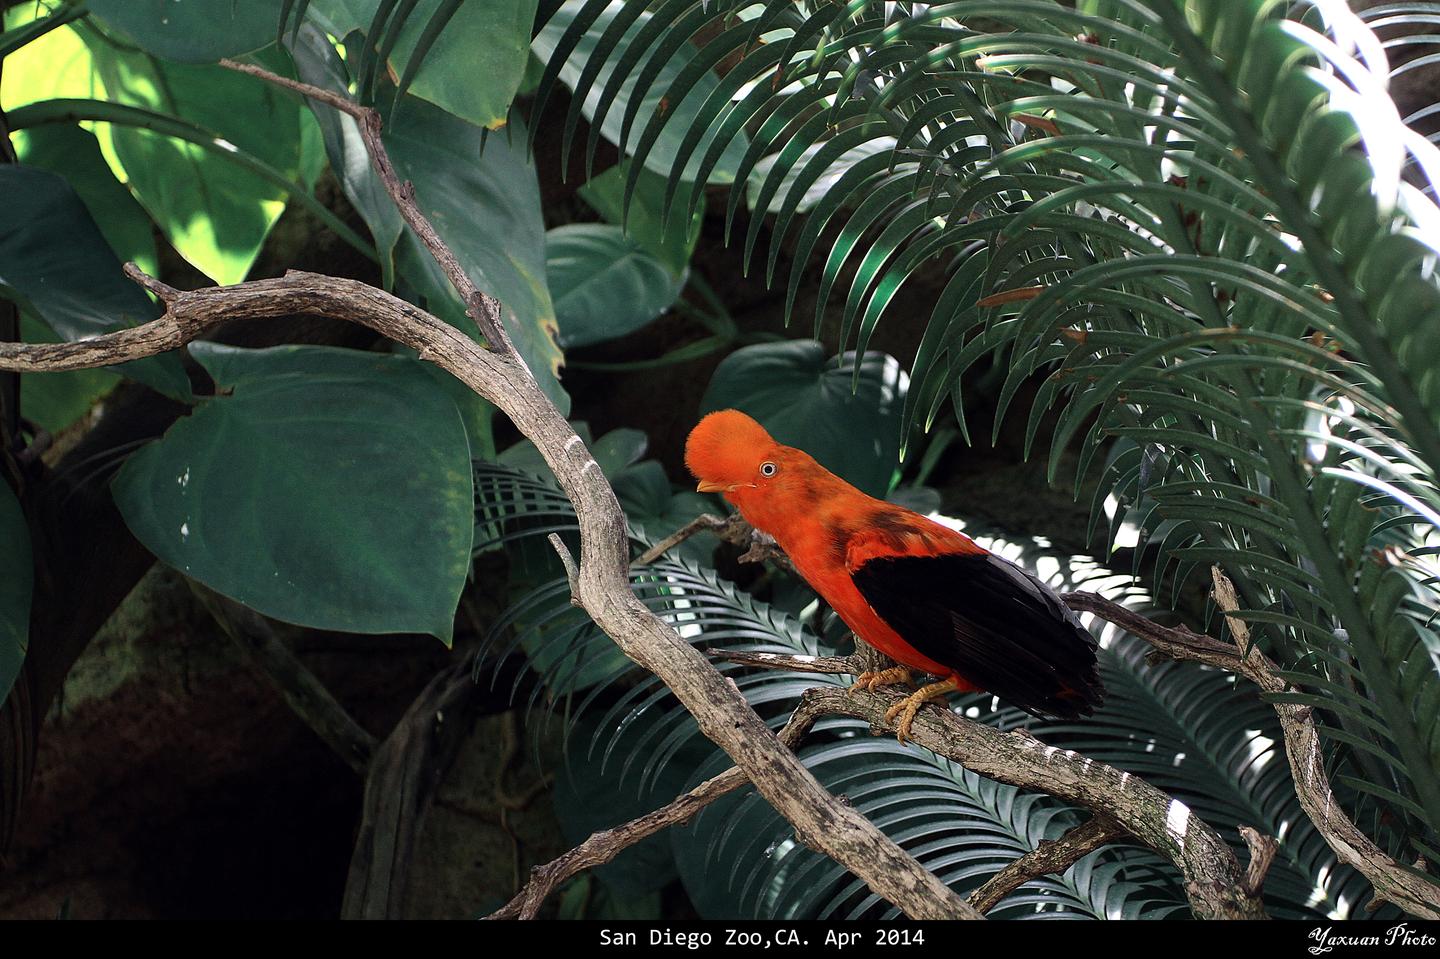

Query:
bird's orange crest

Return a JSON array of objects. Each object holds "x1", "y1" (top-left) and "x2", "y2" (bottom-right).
[{"x1": 684, "y1": 409, "x2": 776, "y2": 488}]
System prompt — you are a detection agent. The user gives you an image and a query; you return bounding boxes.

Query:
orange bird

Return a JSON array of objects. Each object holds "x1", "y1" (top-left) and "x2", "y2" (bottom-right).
[{"x1": 684, "y1": 409, "x2": 1104, "y2": 741}]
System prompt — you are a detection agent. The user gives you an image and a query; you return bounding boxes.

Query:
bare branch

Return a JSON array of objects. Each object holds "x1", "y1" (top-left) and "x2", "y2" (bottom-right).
[
  {"x1": 0, "y1": 277, "x2": 978, "y2": 918},
  {"x1": 486, "y1": 692, "x2": 831, "y2": 920},
  {"x1": 547, "y1": 533, "x2": 582, "y2": 607},
  {"x1": 967, "y1": 814, "x2": 1127, "y2": 914},
  {"x1": 806, "y1": 685, "x2": 1265, "y2": 919},
  {"x1": 675, "y1": 641, "x2": 1260, "y2": 917},
  {"x1": 1240, "y1": 825, "x2": 1278, "y2": 899},
  {"x1": 633, "y1": 510, "x2": 793, "y2": 571},
  {"x1": 219, "y1": 58, "x2": 368, "y2": 120},
  {"x1": 633, "y1": 513, "x2": 737, "y2": 566},
  {"x1": 217, "y1": 58, "x2": 515, "y2": 356},
  {"x1": 1203, "y1": 571, "x2": 1440, "y2": 918},
  {"x1": 705, "y1": 648, "x2": 859, "y2": 675}
]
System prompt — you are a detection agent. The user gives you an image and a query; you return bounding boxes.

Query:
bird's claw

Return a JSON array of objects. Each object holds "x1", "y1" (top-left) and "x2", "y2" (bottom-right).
[
  {"x1": 848, "y1": 666, "x2": 914, "y2": 695},
  {"x1": 881, "y1": 678, "x2": 961, "y2": 745}
]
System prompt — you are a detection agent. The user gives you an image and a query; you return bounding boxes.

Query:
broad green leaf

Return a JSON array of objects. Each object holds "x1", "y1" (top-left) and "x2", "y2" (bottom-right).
[
  {"x1": 14, "y1": 123, "x2": 157, "y2": 276},
  {"x1": 383, "y1": 96, "x2": 568, "y2": 413},
  {"x1": 420, "y1": 364, "x2": 497, "y2": 462},
  {"x1": 699, "y1": 341, "x2": 908, "y2": 498},
  {"x1": 578, "y1": 160, "x2": 701, "y2": 276},
  {"x1": 546, "y1": 224, "x2": 683, "y2": 348},
  {"x1": 18, "y1": 313, "x2": 120, "y2": 433},
  {"x1": 112, "y1": 343, "x2": 474, "y2": 643},
  {"x1": 289, "y1": 24, "x2": 404, "y2": 287},
  {"x1": 533, "y1": 0, "x2": 747, "y2": 183},
  {"x1": 83, "y1": 27, "x2": 305, "y2": 284},
  {"x1": 0, "y1": 12, "x2": 105, "y2": 109},
  {"x1": 87, "y1": 0, "x2": 285, "y2": 63},
  {"x1": 305, "y1": 0, "x2": 537, "y2": 129},
  {"x1": 0, "y1": 166, "x2": 190, "y2": 400},
  {"x1": 0, "y1": 481, "x2": 31, "y2": 708}
]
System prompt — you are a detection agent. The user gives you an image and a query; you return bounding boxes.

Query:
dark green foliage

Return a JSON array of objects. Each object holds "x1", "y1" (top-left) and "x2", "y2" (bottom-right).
[
  {"x1": 532, "y1": 0, "x2": 1440, "y2": 870},
  {"x1": 112, "y1": 344, "x2": 475, "y2": 643},
  {"x1": 473, "y1": 458, "x2": 1387, "y2": 918},
  {"x1": 0, "y1": 166, "x2": 189, "y2": 399},
  {"x1": 87, "y1": 0, "x2": 287, "y2": 63},
  {"x1": 546, "y1": 224, "x2": 684, "y2": 348}
]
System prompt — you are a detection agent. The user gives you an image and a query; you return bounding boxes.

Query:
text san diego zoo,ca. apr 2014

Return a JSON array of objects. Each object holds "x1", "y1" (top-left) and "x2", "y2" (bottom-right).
[{"x1": 598, "y1": 929, "x2": 927, "y2": 950}]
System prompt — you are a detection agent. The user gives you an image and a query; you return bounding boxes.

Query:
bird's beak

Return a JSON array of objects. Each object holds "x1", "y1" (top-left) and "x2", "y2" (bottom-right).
[{"x1": 696, "y1": 480, "x2": 731, "y2": 494}]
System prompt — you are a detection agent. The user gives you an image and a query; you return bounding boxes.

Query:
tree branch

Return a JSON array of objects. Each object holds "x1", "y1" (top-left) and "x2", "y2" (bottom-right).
[
  {"x1": 633, "y1": 510, "x2": 793, "y2": 571},
  {"x1": 486, "y1": 692, "x2": 832, "y2": 920},
  {"x1": 218, "y1": 57, "x2": 514, "y2": 356},
  {"x1": 681, "y1": 514, "x2": 1440, "y2": 918},
  {"x1": 1070, "y1": 574, "x2": 1440, "y2": 918},
  {"x1": 0, "y1": 287, "x2": 975, "y2": 914},
  {"x1": 966, "y1": 813, "x2": 1127, "y2": 914}
]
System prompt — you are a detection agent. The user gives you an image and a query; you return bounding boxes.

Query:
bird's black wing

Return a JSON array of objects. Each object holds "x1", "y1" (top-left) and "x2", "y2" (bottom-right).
[{"x1": 851, "y1": 551, "x2": 1104, "y2": 719}]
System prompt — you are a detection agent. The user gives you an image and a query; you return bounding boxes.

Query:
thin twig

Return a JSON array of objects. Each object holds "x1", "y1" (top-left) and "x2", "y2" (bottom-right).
[
  {"x1": 220, "y1": 58, "x2": 368, "y2": 119},
  {"x1": 967, "y1": 814, "x2": 1127, "y2": 914},
  {"x1": 633, "y1": 513, "x2": 737, "y2": 566},
  {"x1": 218, "y1": 58, "x2": 516, "y2": 355},
  {"x1": 633, "y1": 510, "x2": 794, "y2": 571},
  {"x1": 705, "y1": 648, "x2": 859, "y2": 675},
  {"x1": 486, "y1": 690, "x2": 832, "y2": 919},
  {"x1": 547, "y1": 533, "x2": 582, "y2": 608}
]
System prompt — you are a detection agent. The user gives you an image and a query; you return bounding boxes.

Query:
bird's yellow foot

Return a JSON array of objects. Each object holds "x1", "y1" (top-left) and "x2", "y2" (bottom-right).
[
  {"x1": 849, "y1": 666, "x2": 914, "y2": 695},
  {"x1": 882, "y1": 678, "x2": 961, "y2": 743}
]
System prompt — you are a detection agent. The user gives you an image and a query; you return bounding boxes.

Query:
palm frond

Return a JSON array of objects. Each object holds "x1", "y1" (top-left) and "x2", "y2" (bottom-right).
[
  {"x1": 532, "y1": 0, "x2": 1440, "y2": 862},
  {"x1": 472, "y1": 459, "x2": 1385, "y2": 918}
]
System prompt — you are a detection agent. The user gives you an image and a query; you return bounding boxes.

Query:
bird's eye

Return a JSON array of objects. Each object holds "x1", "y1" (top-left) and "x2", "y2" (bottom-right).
[{"x1": 760, "y1": 462, "x2": 778, "y2": 477}]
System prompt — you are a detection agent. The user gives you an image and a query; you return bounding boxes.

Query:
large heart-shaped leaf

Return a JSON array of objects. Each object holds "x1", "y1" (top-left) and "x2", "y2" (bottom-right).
[
  {"x1": 87, "y1": 0, "x2": 285, "y2": 63},
  {"x1": 112, "y1": 343, "x2": 473, "y2": 643},
  {"x1": 1, "y1": 7, "x2": 105, "y2": 108},
  {"x1": 384, "y1": 95, "x2": 568, "y2": 413},
  {"x1": 0, "y1": 482, "x2": 31, "y2": 708},
  {"x1": 305, "y1": 0, "x2": 537, "y2": 130},
  {"x1": 547, "y1": 224, "x2": 682, "y2": 348},
  {"x1": 0, "y1": 166, "x2": 190, "y2": 400},
  {"x1": 699, "y1": 341, "x2": 908, "y2": 498}
]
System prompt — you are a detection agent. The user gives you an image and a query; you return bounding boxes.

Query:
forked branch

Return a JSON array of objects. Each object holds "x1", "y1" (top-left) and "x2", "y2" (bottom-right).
[{"x1": 0, "y1": 60, "x2": 977, "y2": 919}]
